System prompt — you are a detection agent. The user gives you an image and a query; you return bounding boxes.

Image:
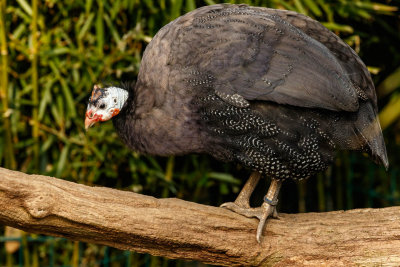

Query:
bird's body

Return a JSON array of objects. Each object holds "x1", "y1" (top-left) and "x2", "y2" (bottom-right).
[
  {"x1": 113, "y1": 4, "x2": 387, "y2": 178},
  {"x1": 85, "y1": 4, "x2": 388, "y2": 242}
]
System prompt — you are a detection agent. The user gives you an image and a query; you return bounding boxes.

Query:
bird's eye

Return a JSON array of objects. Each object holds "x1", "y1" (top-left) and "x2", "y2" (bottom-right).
[{"x1": 99, "y1": 103, "x2": 106, "y2": 109}]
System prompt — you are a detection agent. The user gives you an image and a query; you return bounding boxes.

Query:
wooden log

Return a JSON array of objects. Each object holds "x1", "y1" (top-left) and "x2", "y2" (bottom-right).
[{"x1": 0, "y1": 167, "x2": 399, "y2": 266}]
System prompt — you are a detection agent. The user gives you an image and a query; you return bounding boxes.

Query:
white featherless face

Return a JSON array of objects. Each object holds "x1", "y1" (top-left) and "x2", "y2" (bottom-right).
[{"x1": 85, "y1": 84, "x2": 128, "y2": 130}]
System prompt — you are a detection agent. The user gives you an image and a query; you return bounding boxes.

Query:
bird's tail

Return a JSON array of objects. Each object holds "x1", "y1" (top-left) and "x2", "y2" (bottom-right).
[
  {"x1": 356, "y1": 113, "x2": 388, "y2": 169},
  {"x1": 338, "y1": 102, "x2": 389, "y2": 169}
]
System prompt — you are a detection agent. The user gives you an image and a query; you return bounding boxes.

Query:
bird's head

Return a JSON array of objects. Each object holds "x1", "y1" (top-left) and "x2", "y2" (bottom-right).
[{"x1": 85, "y1": 84, "x2": 128, "y2": 130}]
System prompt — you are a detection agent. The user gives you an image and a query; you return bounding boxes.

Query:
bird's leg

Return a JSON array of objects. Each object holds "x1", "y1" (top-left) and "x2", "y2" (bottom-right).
[
  {"x1": 231, "y1": 171, "x2": 262, "y2": 207},
  {"x1": 256, "y1": 179, "x2": 282, "y2": 243},
  {"x1": 220, "y1": 171, "x2": 261, "y2": 217},
  {"x1": 221, "y1": 174, "x2": 282, "y2": 242}
]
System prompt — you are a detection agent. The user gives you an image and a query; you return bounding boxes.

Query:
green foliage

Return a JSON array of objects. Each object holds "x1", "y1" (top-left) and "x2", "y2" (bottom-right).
[{"x1": 0, "y1": 0, "x2": 399, "y2": 266}]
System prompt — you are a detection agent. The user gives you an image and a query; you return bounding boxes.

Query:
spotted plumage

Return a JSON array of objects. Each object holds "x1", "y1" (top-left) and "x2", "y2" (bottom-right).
[{"x1": 196, "y1": 93, "x2": 337, "y2": 180}]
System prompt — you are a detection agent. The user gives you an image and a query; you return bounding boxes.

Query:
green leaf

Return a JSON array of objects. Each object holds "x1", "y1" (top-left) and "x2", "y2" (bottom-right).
[
  {"x1": 78, "y1": 13, "x2": 95, "y2": 40},
  {"x1": 170, "y1": 0, "x2": 183, "y2": 20},
  {"x1": 204, "y1": 0, "x2": 216, "y2": 5},
  {"x1": 11, "y1": 24, "x2": 26, "y2": 39},
  {"x1": 379, "y1": 94, "x2": 400, "y2": 129},
  {"x1": 208, "y1": 172, "x2": 241, "y2": 185},
  {"x1": 43, "y1": 47, "x2": 71, "y2": 57},
  {"x1": 322, "y1": 22, "x2": 354, "y2": 33},
  {"x1": 41, "y1": 135, "x2": 55, "y2": 153},
  {"x1": 378, "y1": 66, "x2": 400, "y2": 98},
  {"x1": 49, "y1": 61, "x2": 77, "y2": 118},
  {"x1": 38, "y1": 79, "x2": 55, "y2": 120},
  {"x1": 103, "y1": 13, "x2": 121, "y2": 45},
  {"x1": 56, "y1": 144, "x2": 70, "y2": 177},
  {"x1": 185, "y1": 0, "x2": 196, "y2": 12},
  {"x1": 294, "y1": 0, "x2": 307, "y2": 15},
  {"x1": 316, "y1": 0, "x2": 333, "y2": 22},
  {"x1": 85, "y1": 0, "x2": 93, "y2": 14},
  {"x1": 354, "y1": 2, "x2": 398, "y2": 13},
  {"x1": 303, "y1": 0, "x2": 322, "y2": 17},
  {"x1": 96, "y1": 0, "x2": 104, "y2": 57},
  {"x1": 16, "y1": 0, "x2": 32, "y2": 16}
]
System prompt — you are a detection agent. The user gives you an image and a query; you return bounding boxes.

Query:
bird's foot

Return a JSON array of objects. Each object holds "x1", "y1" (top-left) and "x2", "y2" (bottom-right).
[
  {"x1": 221, "y1": 178, "x2": 282, "y2": 243},
  {"x1": 220, "y1": 199, "x2": 278, "y2": 221},
  {"x1": 221, "y1": 201, "x2": 263, "y2": 219},
  {"x1": 221, "y1": 197, "x2": 279, "y2": 243}
]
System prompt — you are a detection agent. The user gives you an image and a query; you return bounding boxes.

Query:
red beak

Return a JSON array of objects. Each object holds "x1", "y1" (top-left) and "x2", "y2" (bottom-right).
[{"x1": 85, "y1": 110, "x2": 100, "y2": 131}]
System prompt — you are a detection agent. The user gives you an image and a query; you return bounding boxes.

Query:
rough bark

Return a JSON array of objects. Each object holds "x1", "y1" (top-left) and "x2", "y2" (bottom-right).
[{"x1": 0, "y1": 167, "x2": 399, "y2": 266}]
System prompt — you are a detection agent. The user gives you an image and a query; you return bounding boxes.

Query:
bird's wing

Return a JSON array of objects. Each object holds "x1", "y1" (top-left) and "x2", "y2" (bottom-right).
[
  {"x1": 168, "y1": 4, "x2": 359, "y2": 111},
  {"x1": 263, "y1": 7, "x2": 376, "y2": 107}
]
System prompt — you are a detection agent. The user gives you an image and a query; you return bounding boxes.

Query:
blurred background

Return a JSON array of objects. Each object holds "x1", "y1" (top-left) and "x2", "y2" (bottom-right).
[{"x1": 0, "y1": 0, "x2": 399, "y2": 266}]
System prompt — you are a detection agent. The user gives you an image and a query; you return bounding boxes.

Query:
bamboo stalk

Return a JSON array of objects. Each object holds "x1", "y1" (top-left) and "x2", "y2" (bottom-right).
[
  {"x1": 72, "y1": 241, "x2": 79, "y2": 267},
  {"x1": 162, "y1": 156, "x2": 175, "y2": 197},
  {"x1": 0, "y1": 0, "x2": 16, "y2": 170},
  {"x1": 317, "y1": 173, "x2": 325, "y2": 212},
  {"x1": 31, "y1": 0, "x2": 39, "y2": 171},
  {"x1": 297, "y1": 179, "x2": 306, "y2": 213},
  {"x1": 22, "y1": 232, "x2": 30, "y2": 267}
]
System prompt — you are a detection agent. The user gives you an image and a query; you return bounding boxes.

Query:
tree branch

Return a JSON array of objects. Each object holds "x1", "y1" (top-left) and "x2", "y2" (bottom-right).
[{"x1": 0, "y1": 167, "x2": 399, "y2": 266}]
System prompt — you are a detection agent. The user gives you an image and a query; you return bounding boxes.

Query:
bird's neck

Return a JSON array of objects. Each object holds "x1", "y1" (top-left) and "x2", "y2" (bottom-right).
[{"x1": 112, "y1": 80, "x2": 205, "y2": 156}]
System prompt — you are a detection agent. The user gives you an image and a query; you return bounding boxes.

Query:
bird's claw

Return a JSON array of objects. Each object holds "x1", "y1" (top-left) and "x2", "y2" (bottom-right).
[{"x1": 256, "y1": 202, "x2": 278, "y2": 243}]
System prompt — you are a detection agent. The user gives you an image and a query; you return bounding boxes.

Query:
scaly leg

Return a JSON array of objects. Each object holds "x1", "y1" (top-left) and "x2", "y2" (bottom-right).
[
  {"x1": 220, "y1": 172, "x2": 261, "y2": 217},
  {"x1": 256, "y1": 179, "x2": 282, "y2": 243}
]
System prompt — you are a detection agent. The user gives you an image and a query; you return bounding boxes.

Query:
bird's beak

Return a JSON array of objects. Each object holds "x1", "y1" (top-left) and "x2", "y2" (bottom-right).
[
  {"x1": 85, "y1": 117, "x2": 95, "y2": 131},
  {"x1": 85, "y1": 110, "x2": 98, "y2": 131}
]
